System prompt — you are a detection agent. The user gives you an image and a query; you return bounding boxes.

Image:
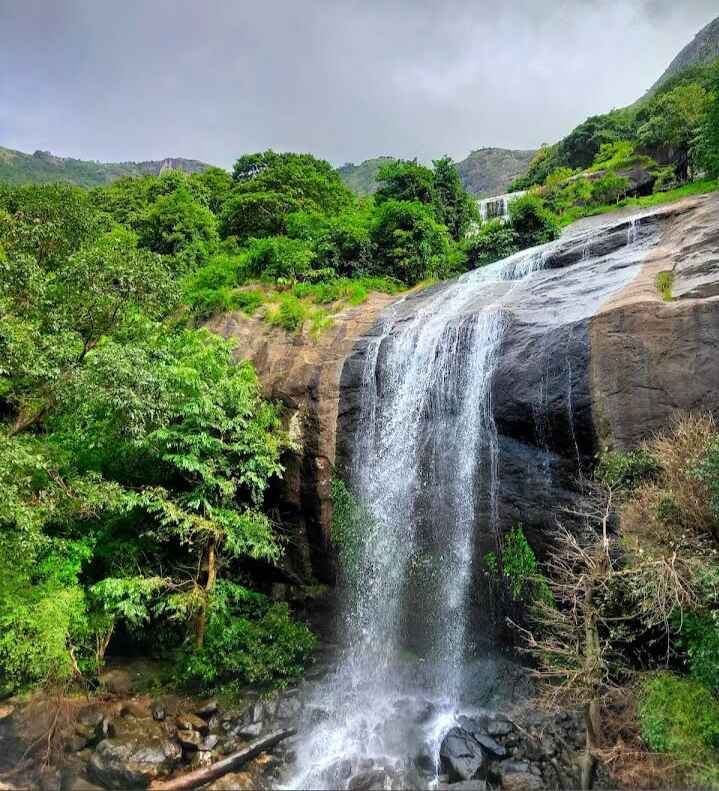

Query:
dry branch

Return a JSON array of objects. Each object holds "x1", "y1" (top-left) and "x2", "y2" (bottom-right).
[{"x1": 148, "y1": 729, "x2": 295, "y2": 791}]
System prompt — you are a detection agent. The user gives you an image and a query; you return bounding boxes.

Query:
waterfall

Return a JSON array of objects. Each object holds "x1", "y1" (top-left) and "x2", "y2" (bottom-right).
[
  {"x1": 477, "y1": 190, "x2": 526, "y2": 223},
  {"x1": 287, "y1": 244, "x2": 553, "y2": 790},
  {"x1": 283, "y1": 208, "x2": 662, "y2": 789}
]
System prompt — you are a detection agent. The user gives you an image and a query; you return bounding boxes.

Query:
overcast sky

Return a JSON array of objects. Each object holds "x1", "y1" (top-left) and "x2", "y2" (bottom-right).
[{"x1": 1, "y1": 1, "x2": 717, "y2": 168}]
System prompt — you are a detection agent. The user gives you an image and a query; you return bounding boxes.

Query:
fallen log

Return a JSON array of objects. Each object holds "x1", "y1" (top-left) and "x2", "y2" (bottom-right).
[{"x1": 148, "y1": 728, "x2": 296, "y2": 791}]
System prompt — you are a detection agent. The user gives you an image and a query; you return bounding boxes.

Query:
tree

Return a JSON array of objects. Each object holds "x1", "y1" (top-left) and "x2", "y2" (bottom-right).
[
  {"x1": 191, "y1": 167, "x2": 233, "y2": 214},
  {"x1": 637, "y1": 84, "x2": 709, "y2": 179},
  {"x1": 370, "y1": 200, "x2": 454, "y2": 284},
  {"x1": 218, "y1": 190, "x2": 300, "y2": 241},
  {"x1": 138, "y1": 186, "x2": 218, "y2": 265},
  {"x1": 2, "y1": 226, "x2": 173, "y2": 435},
  {"x1": 508, "y1": 194, "x2": 559, "y2": 247},
  {"x1": 231, "y1": 150, "x2": 353, "y2": 215},
  {"x1": 697, "y1": 70, "x2": 719, "y2": 179},
  {"x1": 374, "y1": 159, "x2": 436, "y2": 206},
  {"x1": 432, "y1": 156, "x2": 479, "y2": 240}
]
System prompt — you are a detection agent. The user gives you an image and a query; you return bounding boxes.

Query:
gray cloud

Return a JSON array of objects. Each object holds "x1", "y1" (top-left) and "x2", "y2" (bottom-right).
[{"x1": 0, "y1": 0, "x2": 716, "y2": 168}]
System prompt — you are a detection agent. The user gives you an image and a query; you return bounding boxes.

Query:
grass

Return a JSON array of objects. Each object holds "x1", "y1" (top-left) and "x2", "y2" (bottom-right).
[
  {"x1": 187, "y1": 274, "x2": 404, "y2": 336},
  {"x1": 656, "y1": 271, "x2": 674, "y2": 302},
  {"x1": 558, "y1": 178, "x2": 719, "y2": 226},
  {"x1": 639, "y1": 672, "x2": 719, "y2": 789}
]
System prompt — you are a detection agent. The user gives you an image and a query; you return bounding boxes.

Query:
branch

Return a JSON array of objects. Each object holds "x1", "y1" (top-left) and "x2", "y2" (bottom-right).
[{"x1": 148, "y1": 729, "x2": 295, "y2": 791}]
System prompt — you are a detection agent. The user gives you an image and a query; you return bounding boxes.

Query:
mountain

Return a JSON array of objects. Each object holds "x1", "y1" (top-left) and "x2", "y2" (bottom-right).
[
  {"x1": 0, "y1": 146, "x2": 212, "y2": 188},
  {"x1": 647, "y1": 13, "x2": 719, "y2": 95},
  {"x1": 337, "y1": 148, "x2": 536, "y2": 199},
  {"x1": 455, "y1": 147, "x2": 536, "y2": 198},
  {"x1": 336, "y1": 157, "x2": 396, "y2": 195}
]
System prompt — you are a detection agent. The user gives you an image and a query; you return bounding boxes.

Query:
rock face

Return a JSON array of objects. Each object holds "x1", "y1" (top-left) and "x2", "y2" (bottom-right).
[
  {"x1": 217, "y1": 193, "x2": 719, "y2": 580},
  {"x1": 207, "y1": 294, "x2": 396, "y2": 584}
]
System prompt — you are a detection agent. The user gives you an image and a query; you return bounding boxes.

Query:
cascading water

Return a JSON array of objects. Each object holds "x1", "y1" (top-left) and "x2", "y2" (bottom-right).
[
  {"x1": 287, "y1": 245, "x2": 551, "y2": 790},
  {"x1": 285, "y1": 210, "x2": 658, "y2": 791}
]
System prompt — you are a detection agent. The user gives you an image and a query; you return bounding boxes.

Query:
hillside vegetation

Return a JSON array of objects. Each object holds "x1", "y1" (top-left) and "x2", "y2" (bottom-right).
[
  {"x1": 0, "y1": 145, "x2": 210, "y2": 188},
  {"x1": 510, "y1": 58, "x2": 719, "y2": 223},
  {"x1": 1, "y1": 148, "x2": 566, "y2": 697},
  {"x1": 337, "y1": 148, "x2": 536, "y2": 198}
]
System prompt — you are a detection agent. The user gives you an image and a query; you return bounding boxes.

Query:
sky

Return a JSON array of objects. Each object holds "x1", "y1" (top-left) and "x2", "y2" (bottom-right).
[{"x1": 1, "y1": 0, "x2": 717, "y2": 168}]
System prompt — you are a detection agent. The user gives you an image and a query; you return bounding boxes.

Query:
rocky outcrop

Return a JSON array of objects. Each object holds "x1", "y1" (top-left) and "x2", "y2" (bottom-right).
[
  {"x1": 216, "y1": 193, "x2": 719, "y2": 574},
  {"x1": 207, "y1": 294, "x2": 396, "y2": 583}
]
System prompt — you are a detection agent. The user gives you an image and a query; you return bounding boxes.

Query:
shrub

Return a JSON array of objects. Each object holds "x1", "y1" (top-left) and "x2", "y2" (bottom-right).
[
  {"x1": 484, "y1": 525, "x2": 552, "y2": 605},
  {"x1": 266, "y1": 293, "x2": 308, "y2": 332},
  {"x1": 591, "y1": 173, "x2": 631, "y2": 205},
  {"x1": 176, "y1": 581, "x2": 316, "y2": 691},
  {"x1": 465, "y1": 220, "x2": 518, "y2": 268},
  {"x1": 639, "y1": 672, "x2": 719, "y2": 786},
  {"x1": 331, "y1": 478, "x2": 376, "y2": 581},
  {"x1": 370, "y1": 200, "x2": 454, "y2": 284},
  {"x1": 656, "y1": 271, "x2": 674, "y2": 302},
  {"x1": 242, "y1": 236, "x2": 316, "y2": 282},
  {"x1": 508, "y1": 194, "x2": 559, "y2": 248},
  {"x1": 676, "y1": 613, "x2": 719, "y2": 693}
]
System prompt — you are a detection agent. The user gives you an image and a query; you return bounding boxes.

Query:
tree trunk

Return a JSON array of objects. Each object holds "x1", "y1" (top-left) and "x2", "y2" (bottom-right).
[
  {"x1": 581, "y1": 575, "x2": 603, "y2": 790},
  {"x1": 194, "y1": 538, "x2": 217, "y2": 649},
  {"x1": 148, "y1": 729, "x2": 295, "y2": 791}
]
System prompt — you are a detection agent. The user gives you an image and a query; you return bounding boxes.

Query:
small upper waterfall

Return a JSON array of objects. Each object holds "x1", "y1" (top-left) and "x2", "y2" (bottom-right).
[
  {"x1": 477, "y1": 190, "x2": 526, "y2": 222},
  {"x1": 286, "y1": 207, "x2": 661, "y2": 790}
]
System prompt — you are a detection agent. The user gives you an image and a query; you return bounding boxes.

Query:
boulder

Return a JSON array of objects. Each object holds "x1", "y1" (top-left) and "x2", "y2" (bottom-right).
[
  {"x1": 498, "y1": 762, "x2": 544, "y2": 791},
  {"x1": 177, "y1": 729, "x2": 203, "y2": 750},
  {"x1": 88, "y1": 731, "x2": 182, "y2": 789},
  {"x1": 195, "y1": 698, "x2": 219, "y2": 718},
  {"x1": 439, "y1": 727, "x2": 485, "y2": 782},
  {"x1": 175, "y1": 713, "x2": 209, "y2": 734}
]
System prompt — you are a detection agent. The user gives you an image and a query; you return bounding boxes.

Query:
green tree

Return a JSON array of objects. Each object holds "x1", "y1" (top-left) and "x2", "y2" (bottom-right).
[
  {"x1": 432, "y1": 156, "x2": 479, "y2": 240},
  {"x1": 375, "y1": 159, "x2": 436, "y2": 206},
  {"x1": 697, "y1": 70, "x2": 719, "y2": 178},
  {"x1": 370, "y1": 200, "x2": 455, "y2": 284},
  {"x1": 637, "y1": 83, "x2": 709, "y2": 179},
  {"x1": 219, "y1": 190, "x2": 300, "y2": 241},
  {"x1": 508, "y1": 194, "x2": 559, "y2": 247},
  {"x1": 138, "y1": 186, "x2": 218, "y2": 265}
]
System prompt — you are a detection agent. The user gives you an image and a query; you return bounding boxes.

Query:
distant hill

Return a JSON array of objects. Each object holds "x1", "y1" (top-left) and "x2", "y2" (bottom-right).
[
  {"x1": 0, "y1": 146, "x2": 212, "y2": 187},
  {"x1": 647, "y1": 14, "x2": 719, "y2": 96},
  {"x1": 455, "y1": 147, "x2": 536, "y2": 198},
  {"x1": 336, "y1": 157, "x2": 396, "y2": 195},
  {"x1": 337, "y1": 148, "x2": 536, "y2": 199}
]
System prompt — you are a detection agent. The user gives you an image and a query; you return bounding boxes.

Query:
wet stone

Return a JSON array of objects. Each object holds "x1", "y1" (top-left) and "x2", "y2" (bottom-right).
[{"x1": 440, "y1": 727, "x2": 485, "y2": 782}]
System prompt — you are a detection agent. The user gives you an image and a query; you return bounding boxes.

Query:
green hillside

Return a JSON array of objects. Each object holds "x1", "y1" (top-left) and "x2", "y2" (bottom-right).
[{"x1": 0, "y1": 145, "x2": 212, "y2": 187}]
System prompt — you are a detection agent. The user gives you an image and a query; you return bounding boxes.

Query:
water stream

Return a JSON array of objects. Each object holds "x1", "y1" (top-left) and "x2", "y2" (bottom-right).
[{"x1": 286, "y1": 210, "x2": 660, "y2": 790}]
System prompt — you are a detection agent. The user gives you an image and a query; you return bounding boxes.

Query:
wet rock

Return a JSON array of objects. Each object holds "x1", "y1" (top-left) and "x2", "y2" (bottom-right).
[
  {"x1": 120, "y1": 701, "x2": 149, "y2": 720},
  {"x1": 275, "y1": 695, "x2": 301, "y2": 721},
  {"x1": 98, "y1": 669, "x2": 132, "y2": 696},
  {"x1": 456, "y1": 717, "x2": 507, "y2": 758},
  {"x1": 175, "y1": 713, "x2": 209, "y2": 733},
  {"x1": 65, "y1": 733, "x2": 88, "y2": 753},
  {"x1": 177, "y1": 729, "x2": 203, "y2": 750},
  {"x1": 238, "y1": 721, "x2": 263, "y2": 738},
  {"x1": 498, "y1": 761, "x2": 545, "y2": 791},
  {"x1": 38, "y1": 768, "x2": 62, "y2": 791},
  {"x1": 440, "y1": 727, "x2": 485, "y2": 782},
  {"x1": 60, "y1": 772, "x2": 106, "y2": 791},
  {"x1": 347, "y1": 768, "x2": 395, "y2": 791},
  {"x1": 195, "y1": 698, "x2": 218, "y2": 718},
  {"x1": 204, "y1": 771, "x2": 259, "y2": 790},
  {"x1": 88, "y1": 732, "x2": 182, "y2": 788},
  {"x1": 200, "y1": 733, "x2": 219, "y2": 751}
]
